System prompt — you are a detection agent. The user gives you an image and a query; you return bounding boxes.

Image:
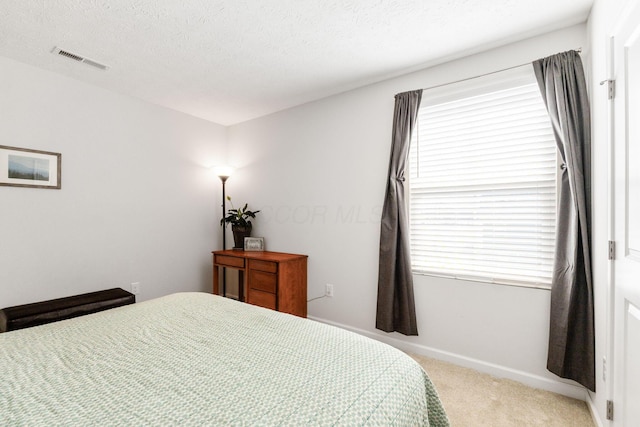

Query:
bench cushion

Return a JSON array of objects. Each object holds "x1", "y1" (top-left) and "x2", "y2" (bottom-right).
[{"x1": 0, "y1": 288, "x2": 135, "y2": 332}]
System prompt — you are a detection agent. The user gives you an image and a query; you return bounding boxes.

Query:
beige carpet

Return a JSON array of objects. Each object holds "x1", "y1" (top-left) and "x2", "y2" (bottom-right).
[{"x1": 410, "y1": 354, "x2": 595, "y2": 427}]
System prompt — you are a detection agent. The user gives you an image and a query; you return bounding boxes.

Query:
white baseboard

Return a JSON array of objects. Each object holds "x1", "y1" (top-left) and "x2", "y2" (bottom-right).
[
  {"x1": 308, "y1": 315, "x2": 589, "y2": 401},
  {"x1": 585, "y1": 392, "x2": 605, "y2": 427}
]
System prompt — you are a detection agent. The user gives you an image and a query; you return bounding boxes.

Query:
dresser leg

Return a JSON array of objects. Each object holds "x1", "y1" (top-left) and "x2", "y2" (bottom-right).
[{"x1": 238, "y1": 270, "x2": 245, "y2": 302}]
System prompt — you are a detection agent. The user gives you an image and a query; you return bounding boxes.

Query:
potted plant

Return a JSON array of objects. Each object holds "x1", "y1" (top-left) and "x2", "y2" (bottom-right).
[{"x1": 220, "y1": 196, "x2": 260, "y2": 250}]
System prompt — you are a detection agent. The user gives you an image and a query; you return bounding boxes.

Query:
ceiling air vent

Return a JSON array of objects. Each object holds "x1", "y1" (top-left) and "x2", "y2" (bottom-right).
[{"x1": 51, "y1": 46, "x2": 109, "y2": 71}]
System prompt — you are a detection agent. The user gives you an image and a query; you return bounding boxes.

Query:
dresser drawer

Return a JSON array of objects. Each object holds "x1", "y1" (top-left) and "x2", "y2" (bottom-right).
[
  {"x1": 248, "y1": 289, "x2": 276, "y2": 310},
  {"x1": 249, "y1": 270, "x2": 277, "y2": 293},
  {"x1": 248, "y1": 259, "x2": 277, "y2": 273},
  {"x1": 215, "y1": 255, "x2": 245, "y2": 269}
]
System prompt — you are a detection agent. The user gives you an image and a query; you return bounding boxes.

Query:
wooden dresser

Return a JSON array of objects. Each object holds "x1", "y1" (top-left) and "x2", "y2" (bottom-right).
[{"x1": 212, "y1": 250, "x2": 308, "y2": 317}]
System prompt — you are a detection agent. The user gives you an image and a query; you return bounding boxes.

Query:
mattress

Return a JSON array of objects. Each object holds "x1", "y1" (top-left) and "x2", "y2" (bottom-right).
[{"x1": 0, "y1": 292, "x2": 449, "y2": 426}]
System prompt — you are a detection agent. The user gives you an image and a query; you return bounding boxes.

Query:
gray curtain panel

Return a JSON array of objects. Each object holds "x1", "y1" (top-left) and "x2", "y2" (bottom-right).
[
  {"x1": 376, "y1": 90, "x2": 422, "y2": 336},
  {"x1": 533, "y1": 50, "x2": 595, "y2": 391}
]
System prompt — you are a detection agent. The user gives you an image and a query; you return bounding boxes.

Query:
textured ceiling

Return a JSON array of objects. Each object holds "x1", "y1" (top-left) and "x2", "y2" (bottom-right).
[{"x1": 0, "y1": 0, "x2": 593, "y2": 125}]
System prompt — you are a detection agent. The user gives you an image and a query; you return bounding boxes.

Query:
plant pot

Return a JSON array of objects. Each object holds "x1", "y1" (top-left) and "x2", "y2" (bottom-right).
[{"x1": 231, "y1": 225, "x2": 252, "y2": 250}]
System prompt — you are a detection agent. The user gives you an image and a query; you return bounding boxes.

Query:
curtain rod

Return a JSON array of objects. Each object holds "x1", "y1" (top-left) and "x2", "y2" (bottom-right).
[{"x1": 396, "y1": 48, "x2": 582, "y2": 95}]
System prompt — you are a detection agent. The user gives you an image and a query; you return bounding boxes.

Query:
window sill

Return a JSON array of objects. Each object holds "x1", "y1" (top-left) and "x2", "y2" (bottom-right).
[{"x1": 411, "y1": 270, "x2": 552, "y2": 291}]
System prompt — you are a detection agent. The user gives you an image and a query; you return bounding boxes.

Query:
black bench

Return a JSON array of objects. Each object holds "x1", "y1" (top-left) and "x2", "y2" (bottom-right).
[{"x1": 0, "y1": 288, "x2": 135, "y2": 333}]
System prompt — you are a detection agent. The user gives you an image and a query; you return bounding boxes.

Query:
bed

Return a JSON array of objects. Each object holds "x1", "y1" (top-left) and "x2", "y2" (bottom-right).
[{"x1": 0, "y1": 292, "x2": 449, "y2": 426}]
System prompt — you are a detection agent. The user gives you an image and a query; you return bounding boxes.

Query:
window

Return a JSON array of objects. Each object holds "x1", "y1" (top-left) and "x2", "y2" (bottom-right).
[{"x1": 408, "y1": 66, "x2": 557, "y2": 287}]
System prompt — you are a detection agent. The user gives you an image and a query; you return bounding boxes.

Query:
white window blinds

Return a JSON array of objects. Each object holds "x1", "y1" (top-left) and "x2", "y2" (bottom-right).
[{"x1": 408, "y1": 67, "x2": 557, "y2": 287}]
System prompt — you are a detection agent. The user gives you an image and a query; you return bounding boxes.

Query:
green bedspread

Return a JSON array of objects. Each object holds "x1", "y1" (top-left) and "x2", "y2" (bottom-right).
[{"x1": 0, "y1": 292, "x2": 449, "y2": 426}]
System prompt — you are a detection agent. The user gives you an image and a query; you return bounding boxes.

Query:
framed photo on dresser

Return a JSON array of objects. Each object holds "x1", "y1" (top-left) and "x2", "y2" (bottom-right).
[{"x1": 244, "y1": 237, "x2": 265, "y2": 251}]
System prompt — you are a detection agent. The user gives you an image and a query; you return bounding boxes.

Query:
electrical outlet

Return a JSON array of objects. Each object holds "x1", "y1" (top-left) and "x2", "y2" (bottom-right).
[
  {"x1": 131, "y1": 282, "x2": 141, "y2": 295},
  {"x1": 325, "y1": 283, "x2": 334, "y2": 297}
]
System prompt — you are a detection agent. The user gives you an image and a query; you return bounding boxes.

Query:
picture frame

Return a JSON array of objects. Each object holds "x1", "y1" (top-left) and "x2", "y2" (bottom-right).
[
  {"x1": 0, "y1": 145, "x2": 61, "y2": 189},
  {"x1": 244, "y1": 237, "x2": 265, "y2": 251}
]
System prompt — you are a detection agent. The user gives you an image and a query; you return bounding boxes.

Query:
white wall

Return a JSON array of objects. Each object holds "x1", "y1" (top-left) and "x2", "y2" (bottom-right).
[
  {"x1": 227, "y1": 25, "x2": 589, "y2": 398},
  {"x1": 0, "y1": 56, "x2": 226, "y2": 307}
]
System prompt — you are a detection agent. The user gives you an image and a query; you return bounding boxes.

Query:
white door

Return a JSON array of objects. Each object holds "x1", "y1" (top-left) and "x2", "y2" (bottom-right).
[{"x1": 612, "y1": 1, "x2": 640, "y2": 425}]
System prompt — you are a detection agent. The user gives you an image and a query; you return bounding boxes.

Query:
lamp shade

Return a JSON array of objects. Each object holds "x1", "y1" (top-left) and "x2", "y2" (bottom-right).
[{"x1": 213, "y1": 165, "x2": 234, "y2": 180}]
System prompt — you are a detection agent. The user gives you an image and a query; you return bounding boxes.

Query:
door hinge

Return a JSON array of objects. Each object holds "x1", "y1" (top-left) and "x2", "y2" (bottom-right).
[
  {"x1": 608, "y1": 240, "x2": 615, "y2": 260},
  {"x1": 607, "y1": 400, "x2": 614, "y2": 420},
  {"x1": 600, "y1": 79, "x2": 616, "y2": 100}
]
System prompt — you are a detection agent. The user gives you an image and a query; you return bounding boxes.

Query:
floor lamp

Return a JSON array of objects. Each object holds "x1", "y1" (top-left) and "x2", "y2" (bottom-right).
[{"x1": 218, "y1": 172, "x2": 230, "y2": 297}]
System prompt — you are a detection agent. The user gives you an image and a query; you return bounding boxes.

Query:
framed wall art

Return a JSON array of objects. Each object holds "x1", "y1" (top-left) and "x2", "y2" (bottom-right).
[
  {"x1": 0, "y1": 145, "x2": 61, "y2": 189},
  {"x1": 244, "y1": 237, "x2": 265, "y2": 251}
]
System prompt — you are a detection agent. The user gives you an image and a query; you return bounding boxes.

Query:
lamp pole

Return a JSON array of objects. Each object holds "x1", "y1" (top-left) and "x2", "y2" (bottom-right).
[
  {"x1": 219, "y1": 175, "x2": 229, "y2": 250},
  {"x1": 218, "y1": 174, "x2": 229, "y2": 296}
]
